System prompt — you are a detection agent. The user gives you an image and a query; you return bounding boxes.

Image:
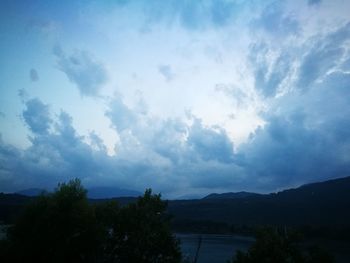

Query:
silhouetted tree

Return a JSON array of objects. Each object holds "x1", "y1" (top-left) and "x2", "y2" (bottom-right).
[
  {"x1": 108, "y1": 189, "x2": 181, "y2": 263},
  {"x1": 1, "y1": 179, "x2": 100, "y2": 262},
  {"x1": 0, "y1": 181, "x2": 181, "y2": 263},
  {"x1": 229, "y1": 227, "x2": 334, "y2": 263}
]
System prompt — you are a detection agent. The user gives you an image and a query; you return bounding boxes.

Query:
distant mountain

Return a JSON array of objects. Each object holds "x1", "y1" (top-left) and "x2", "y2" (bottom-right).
[
  {"x1": 169, "y1": 176, "x2": 350, "y2": 228},
  {"x1": 274, "y1": 176, "x2": 350, "y2": 202},
  {"x1": 14, "y1": 186, "x2": 141, "y2": 199},
  {"x1": 16, "y1": 188, "x2": 47, "y2": 196},
  {"x1": 3, "y1": 176, "x2": 350, "y2": 233},
  {"x1": 203, "y1": 191, "x2": 263, "y2": 200},
  {"x1": 87, "y1": 187, "x2": 141, "y2": 199}
]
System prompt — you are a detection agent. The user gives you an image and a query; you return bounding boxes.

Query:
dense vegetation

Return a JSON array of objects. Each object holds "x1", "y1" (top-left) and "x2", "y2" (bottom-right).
[
  {"x1": 169, "y1": 176, "x2": 350, "y2": 240},
  {"x1": 229, "y1": 227, "x2": 335, "y2": 263},
  {"x1": 1, "y1": 176, "x2": 350, "y2": 241},
  {"x1": 0, "y1": 177, "x2": 348, "y2": 262},
  {"x1": 0, "y1": 179, "x2": 181, "y2": 263}
]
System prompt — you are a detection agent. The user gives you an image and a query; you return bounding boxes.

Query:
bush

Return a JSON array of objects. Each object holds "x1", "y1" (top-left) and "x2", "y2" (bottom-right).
[
  {"x1": 0, "y1": 180, "x2": 181, "y2": 263},
  {"x1": 229, "y1": 227, "x2": 334, "y2": 263}
]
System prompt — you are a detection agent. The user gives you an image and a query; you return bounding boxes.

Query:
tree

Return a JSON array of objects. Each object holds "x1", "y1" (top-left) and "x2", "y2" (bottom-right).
[
  {"x1": 0, "y1": 181, "x2": 182, "y2": 263},
  {"x1": 229, "y1": 227, "x2": 334, "y2": 263},
  {"x1": 108, "y1": 189, "x2": 182, "y2": 263},
  {"x1": 2, "y1": 179, "x2": 100, "y2": 263}
]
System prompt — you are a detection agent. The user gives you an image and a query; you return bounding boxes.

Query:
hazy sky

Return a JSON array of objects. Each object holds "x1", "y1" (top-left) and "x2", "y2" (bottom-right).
[{"x1": 1, "y1": 0, "x2": 350, "y2": 198}]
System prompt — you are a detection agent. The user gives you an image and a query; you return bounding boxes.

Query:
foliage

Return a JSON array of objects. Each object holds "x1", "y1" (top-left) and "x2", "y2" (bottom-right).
[
  {"x1": 0, "y1": 180, "x2": 181, "y2": 263},
  {"x1": 1, "y1": 179, "x2": 99, "y2": 262},
  {"x1": 229, "y1": 227, "x2": 335, "y2": 263},
  {"x1": 108, "y1": 189, "x2": 181, "y2": 263}
]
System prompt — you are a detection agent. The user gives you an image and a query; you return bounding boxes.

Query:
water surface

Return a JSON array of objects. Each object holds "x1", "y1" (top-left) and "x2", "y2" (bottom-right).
[{"x1": 177, "y1": 233, "x2": 254, "y2": 263}]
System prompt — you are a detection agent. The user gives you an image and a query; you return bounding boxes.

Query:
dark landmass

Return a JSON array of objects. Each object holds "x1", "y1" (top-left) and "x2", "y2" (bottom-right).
[
  {"x1": 2, "y1": 176, "x2": 350, "y2": 240},
  {"x1": 203, "y1": 191, "x2": 262, "y2": 200},
  {"x1": 15, "y1": 186, "x2": 141, "y2": 199},
  {"x1": 16, "y1": 188, "x2": 46, "y2": 196},
  {"x1": 86, "y1": 186, "x2": 141, "y2": 199},
  {"x1": 170, "y1": 176, "x2": 350, "y2": 226},
  {"x1": 169, "y1": 176, "x2": 350, "y2": 240}
]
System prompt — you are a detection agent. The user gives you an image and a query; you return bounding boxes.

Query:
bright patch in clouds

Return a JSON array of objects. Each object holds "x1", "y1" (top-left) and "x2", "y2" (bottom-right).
[{"x1": 1, "y1": 0, "x2": 350, "y2": 198}]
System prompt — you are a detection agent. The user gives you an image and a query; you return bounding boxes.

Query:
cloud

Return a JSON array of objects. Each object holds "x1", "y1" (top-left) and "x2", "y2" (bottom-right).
[
  {"x1": 297, "y1": 22, "x2": 350, "y2": 91},
  {"x1": 18, "y1": 89, "x2": 29, "y2": 102},
  {"x1": 3, "y1": 57, "x2": 350, "y2": 197},
  {"x1": 30, "y1": 68, "x2": 39, "y2": 82},
  {"x1": 252, "y1": 2, "x2": 299, "y2": 37},
  {"x1": 2, "y1": 0, "x2": 350, "y2": 197},
  {"x1": 308, "y1": 0, "x2": 322, "y2": 6},
  {"x1": 187, "y1": 119, "x2": 234, "y2": 163},
  {"x1": 238, "y1": 67, "x2": 350, "y2": 190},
  {"x1": 342, "y1": 57, "x2": 350, "y2": 71},
  {"x1": 158, "y1": 65, "x2": 174, "y2": 81},
  {"x1": 54, "y1": 47, "x2": 108, "y2": 97},
  {"x1": 210, "y1": 0, "x2": 238, "y2": 27},
  {"x1": 248, "y1": 44, "x2": 293, "y2": 97},
  {"x1": 22, "y1": 98, "x2": 52, "y2": 135},
  {"x1": 104, "y1": 0, "x2": 240, "y2": 31},
  {"x1": 89, "y1": 131, "x2": 107, "y2": 153},
  {"x1": 1, "y1": 101, "x2": 109, "y2": 192},
  {"x1": 105, "y1": 95, "x2": 137, "y2": 133},
  {"x1": 237, "y1": 21, "x2": 350, "y2": 190}
]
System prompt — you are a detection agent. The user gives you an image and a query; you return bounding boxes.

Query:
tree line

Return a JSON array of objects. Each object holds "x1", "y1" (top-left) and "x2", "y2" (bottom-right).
[
  {"x1": 0, "y1": 179, "x2": 335, "y2": 263},
  {"x1": 0, "y1": 179, "x2": 181, "y2": 262}
]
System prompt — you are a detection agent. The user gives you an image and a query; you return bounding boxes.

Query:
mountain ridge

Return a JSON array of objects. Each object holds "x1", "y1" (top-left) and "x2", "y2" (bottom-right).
[{"x1": 14, "y1": 187, "x2": 142, "y2": 199}]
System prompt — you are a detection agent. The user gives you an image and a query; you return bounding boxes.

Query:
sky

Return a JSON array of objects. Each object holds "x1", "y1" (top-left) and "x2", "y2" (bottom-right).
[{"x1": 0, "y1": 0, "x2": 350, "y2": 198}]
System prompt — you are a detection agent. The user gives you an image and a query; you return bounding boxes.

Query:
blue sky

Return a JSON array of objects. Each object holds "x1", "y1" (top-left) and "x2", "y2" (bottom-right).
[{"x1": 1, "y1": 0, "x2": 350, "y2": 198}]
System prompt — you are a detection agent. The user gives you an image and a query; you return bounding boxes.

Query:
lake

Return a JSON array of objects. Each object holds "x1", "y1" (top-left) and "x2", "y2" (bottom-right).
[
  {"x1": 177, "y1": 233, "x2": 350, "y2": 263},
  {"x1": 177, "y1": 233, "x2": 254, "y2": 263}
]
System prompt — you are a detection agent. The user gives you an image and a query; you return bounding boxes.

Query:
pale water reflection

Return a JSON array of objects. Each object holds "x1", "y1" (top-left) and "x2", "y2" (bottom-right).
[{"x1": 177, "y1": 234, "x2": 254, "y2": 263}]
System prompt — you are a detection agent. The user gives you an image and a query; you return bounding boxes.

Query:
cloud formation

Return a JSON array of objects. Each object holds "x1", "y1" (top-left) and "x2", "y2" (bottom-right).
[
  {"x1": 1, "y1": 0, "x2": 350, "y2": 197},
  {"x1": 22, "y1": 98, "x2": 52, "y2": 135},
  {"x1": 54, "y1": 46, "x2": 108, "y2": 97},
  {"x1": 297, "y1": 22, "x2": 350, "y2": 91}
]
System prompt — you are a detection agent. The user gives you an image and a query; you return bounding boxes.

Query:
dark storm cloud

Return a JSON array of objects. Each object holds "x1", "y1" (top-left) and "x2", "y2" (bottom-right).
[
  {"x1": 22, "y1": 98, "x2": 52, "y2": 135},
  {"x1": 249, "y1": 43, "x2": 292, "y2": 97},
  {"x1": 89, "y1": 131, "x2": 107, "y2": 153},
  {"x1": 187, "y1": 119, "x2": 234, "y2": 163},
  {"x1": 54, "y1": 47, "x2": 108, "y2": 97},
  {"x1": 1, "y1": 100, "x2": 111, "y2": 192},
  {"x1": 297, "y1": 22, "x2": 350, "y2": 91},
  {"x1": 105, "y1": 95, "x2": 236, "y2": 165},
  {"x1": 1, "y1": 94, "x2": 240, "y2": 195},
  {"x1": 238, "y1": 22, "x2": 350, "y2": 191},
  {"x1": 105, "y1": 96, "x2": 137, "y2": 133},
  {"x1": 238, "y1": 68, "x2": 350, "y2": 191},
  {"x1": 3, "y1": 59, "x2": 350, "y2": 196}
]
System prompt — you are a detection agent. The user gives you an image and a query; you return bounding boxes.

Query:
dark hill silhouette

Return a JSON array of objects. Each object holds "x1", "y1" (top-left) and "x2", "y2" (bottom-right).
[
  {"x1": 168, "y1": 176, "x2": 350, "y2": 231},
  {"x1": 86, "y1": 187, "x2": 141, "y2": 199},
  {"x1": 15, "y1": 187, "x2": 141, "y2": 199},
  {"x1": 16, "y1": 188, "x2": 46, "y2": 196},
  {"x1": 203, "y1": 191, "x2": 263, "y2": 200},
  {"x1": 2, "y1": 176, "x2": 350, "y2": 238}
]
